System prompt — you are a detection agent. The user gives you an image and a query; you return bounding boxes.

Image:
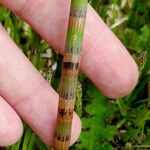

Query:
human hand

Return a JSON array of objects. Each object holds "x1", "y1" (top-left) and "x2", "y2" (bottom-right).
[{"x1": 0, "y1": 0, "x2": 138, "y2": 147}]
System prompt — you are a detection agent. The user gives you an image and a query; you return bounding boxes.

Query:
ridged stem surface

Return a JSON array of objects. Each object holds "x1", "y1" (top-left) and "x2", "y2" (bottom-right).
[{"x1": 53, "y1": 0, "x2": 88, "y2": 149}]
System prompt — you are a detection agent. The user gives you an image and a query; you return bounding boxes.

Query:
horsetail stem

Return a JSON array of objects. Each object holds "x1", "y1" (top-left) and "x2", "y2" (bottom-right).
[{"x1": 53, "y1": 0, "x2": 88, "y2": 149}]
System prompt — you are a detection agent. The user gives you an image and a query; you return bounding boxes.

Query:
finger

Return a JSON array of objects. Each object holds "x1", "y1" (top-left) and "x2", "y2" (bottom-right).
[
  {"x1": 0, "y1": 96, "x2": 23, "y2": 146},
  {"x1": 0, "y1": 0, "x2": 138, "y2": 98},
  {"x1": 0, "y1": 24, "x2": 81, "y2": 145}
]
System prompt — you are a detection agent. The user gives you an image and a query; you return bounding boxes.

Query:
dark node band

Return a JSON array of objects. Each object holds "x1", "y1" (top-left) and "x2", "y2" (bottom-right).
[
  {"x1": 59, "y1": 108, "x2": 66, "y2": 117},
  {"x1": 63, "y1": 62, "x2": 79, "y2": 70},
  {"x1": 66, "y1": 47, "x2": 81, "y2": 55},
  {"x1": 58, "y1": 108, "x2": 73, "y2": 117},
  {"x1": 70, "y1": 8, "x2": 86, "y2": 18},
  {"x1": 59, "y1": 91, "x2": 76, "y2": 100},
  {"x1": 56, "y1": 135, "x2": 70, "y2": 142}
]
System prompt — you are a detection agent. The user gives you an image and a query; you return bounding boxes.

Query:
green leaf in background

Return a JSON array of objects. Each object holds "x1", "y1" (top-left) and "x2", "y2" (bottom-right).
[
  {"x1": 0, "y1": 0, "x2": 150, "y2": 149},
  {"x1": 74, "y1": 85, "x2": 116, "y2": 150}
]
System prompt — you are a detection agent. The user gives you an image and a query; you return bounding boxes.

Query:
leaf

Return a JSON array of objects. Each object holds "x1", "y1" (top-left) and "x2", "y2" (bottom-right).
[
  {"x1": 75, "y1": 82, "x2": 83, "y2": 117},
  {"x1": 125, "y1": 74, "x2": 150, "y2": 104},
  {"x1": 75, "y1": 85, "x2": 116, "y2": 150},
  {"x1": 123, "y1": 128, "x2": 140, "y2": 142},
  {"x1": 134, "y1": 109, "x2": 150, "y2": 127}
]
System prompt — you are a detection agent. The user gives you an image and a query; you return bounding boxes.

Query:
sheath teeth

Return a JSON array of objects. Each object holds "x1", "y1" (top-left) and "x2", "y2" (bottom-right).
[{"x1": 54, "y1": 0, "x2": 87, "y2": 149}]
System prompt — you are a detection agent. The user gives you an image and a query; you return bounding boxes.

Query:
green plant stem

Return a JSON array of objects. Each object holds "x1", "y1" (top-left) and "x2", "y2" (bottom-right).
[
  {"x1": 22, "y1": 125, "x2": 33, "y2": 150},
  {"x1": 53, "y1": 0, "x2": 88, "y2": 149}
]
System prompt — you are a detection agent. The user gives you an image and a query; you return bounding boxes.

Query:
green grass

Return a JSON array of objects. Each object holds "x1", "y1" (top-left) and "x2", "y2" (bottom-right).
[{"x1": 0, "y1": 0, "x2": 150, "y2": 149}]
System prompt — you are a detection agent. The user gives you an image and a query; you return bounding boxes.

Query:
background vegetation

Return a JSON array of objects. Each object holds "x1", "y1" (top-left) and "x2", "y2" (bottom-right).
[{"x1": 0, "y1": 0, "x2": 150, "y2": 149}]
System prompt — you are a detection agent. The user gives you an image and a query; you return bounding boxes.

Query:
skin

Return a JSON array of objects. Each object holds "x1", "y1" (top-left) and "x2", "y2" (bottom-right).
[{"x1": 0, "y1": 0, "x2": 138, "y2": 147}]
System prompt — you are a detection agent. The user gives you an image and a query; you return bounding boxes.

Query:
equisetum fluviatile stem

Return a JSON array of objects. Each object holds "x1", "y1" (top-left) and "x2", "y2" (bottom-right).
[{"x1": 53, "y1": 0, "x2": 88, "y2": 149}]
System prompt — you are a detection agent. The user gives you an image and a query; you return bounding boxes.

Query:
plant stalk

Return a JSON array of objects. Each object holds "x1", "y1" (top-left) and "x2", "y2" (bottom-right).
[{"x1": 53, "y1": 0, "x2": 88, "y2": 149}]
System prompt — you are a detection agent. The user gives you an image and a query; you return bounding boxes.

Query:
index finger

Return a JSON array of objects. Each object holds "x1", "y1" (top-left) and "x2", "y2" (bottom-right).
[
  {"x1": 0, "y1": 24, "x2": 81, "y2": 145},
  {"x1": 0, "y1": 0, "x2": 139, "y2": 98}
]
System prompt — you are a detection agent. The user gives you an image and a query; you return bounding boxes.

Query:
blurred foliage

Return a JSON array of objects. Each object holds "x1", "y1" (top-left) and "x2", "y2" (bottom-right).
[{"x1": 0, "y1": 0, "x2": 150, "y2": 149}]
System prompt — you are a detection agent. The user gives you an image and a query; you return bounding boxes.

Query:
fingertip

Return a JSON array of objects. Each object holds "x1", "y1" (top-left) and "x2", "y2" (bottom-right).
[
  {"x1": 70, "y1": 113, "x2": 81, "y2": 145},
  {"x1": 1, "y1": 118, "x2": 23, "y2": 147},
  {"x1": 118, "y1": 60, "x2": 139, "y2": 98},
  {"x1": 0, "y1": 97, "x2": 23, "y2": 147},
  {"x1": 101, "y1": 58, "x2": 139, "y2": 99}
]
